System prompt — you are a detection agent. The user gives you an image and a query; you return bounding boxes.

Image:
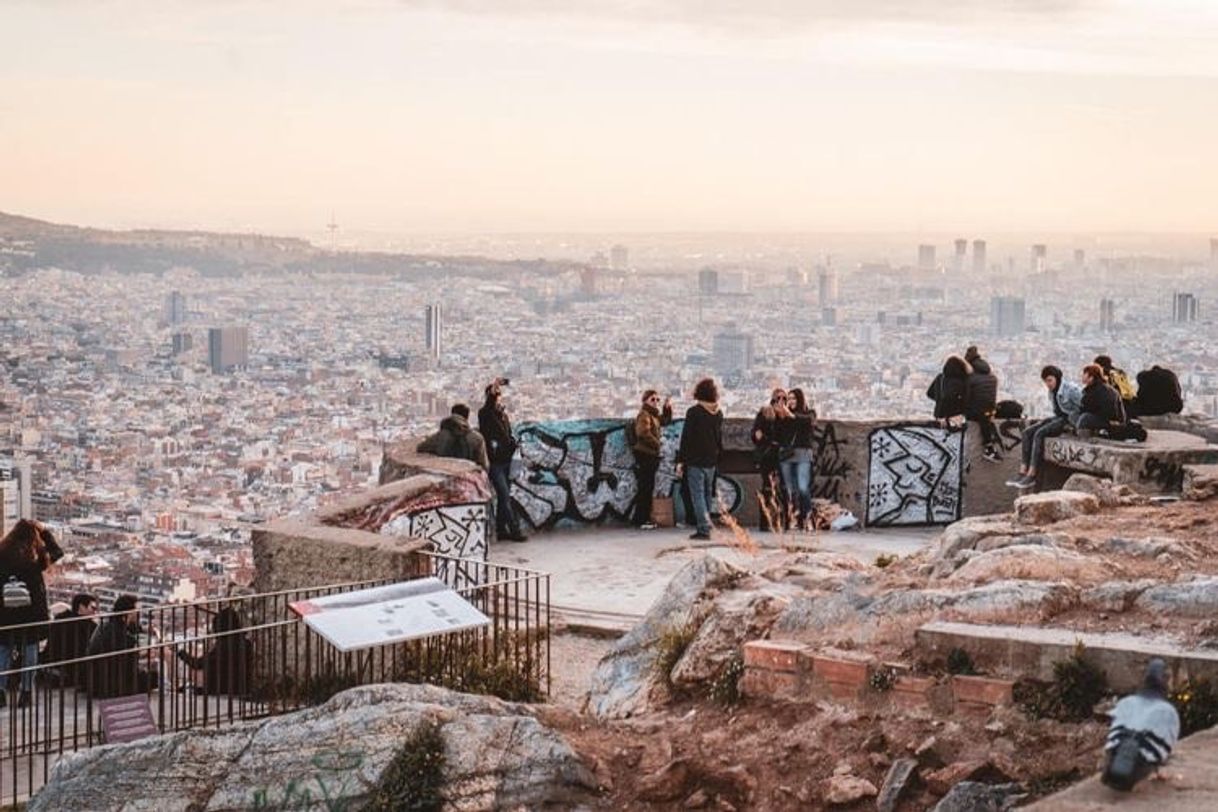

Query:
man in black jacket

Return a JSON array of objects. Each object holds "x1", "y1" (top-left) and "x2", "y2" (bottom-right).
[
  {"x1": 1078, "y1": 363, "x2": 1125, "y2": 435},
  {"x1": 964, "y1": 346, "x2": 1003, "y2": 462},
  {"x1": 478, "y1": 379, "x2": 528, "y2": 542},
  {"x1": 417, "y1": 404, "x2": 489, "y2": 469},
  {"x1": 752, "y1": 389, "x2": 787, "y2": 531},
  {"x1": 44, "y1": 592, "x2": 99, "y2": 686},
  {"x1": 676, "y1": 378, "x2": 724, "y2": 541}
]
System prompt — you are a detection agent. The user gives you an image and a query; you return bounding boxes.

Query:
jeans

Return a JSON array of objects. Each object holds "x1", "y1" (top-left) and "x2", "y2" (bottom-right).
[
  {"x1": 1021, "y1": 417, "x2": 1066, "y2": 470},
  {"x1": 967, "y1": 415, "x2": 1002, "y2": 450},
  {"x1": 685, "y1": 466, "x2": 716, "y2": 535},
  {"x1": 0, "y1": 641, "x2": 38, "y2": 692},
  {"x1": 489, "y1": 462, "x2": 521, "y2": 535},
  {"x1": 779, "y1": 459, "x2": 813, "y2": 522},
  {"x1": 632, "y1": 453, "x2": 660, "y2": 525}
]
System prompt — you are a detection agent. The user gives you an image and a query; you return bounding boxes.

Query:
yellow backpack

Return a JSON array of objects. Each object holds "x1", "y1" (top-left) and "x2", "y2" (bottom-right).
[{"x1": 1109, "y1": 368, "x2": 1136, "y2": 401}]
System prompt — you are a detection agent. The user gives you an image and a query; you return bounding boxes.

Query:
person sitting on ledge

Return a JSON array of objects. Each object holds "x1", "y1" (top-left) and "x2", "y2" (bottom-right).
[
  {"x1": 416, "y1": 403, "x2": 489, "y2": 470},
  {"x1": 927, "y1": 355, "x2": 970, "y2": 429},
  {"x1": 1095, "y1": 354, "x2": 1137, "y2": 418},
  {"x1": 963, "y1": 345, "x2": 1003, "y2": 463},
  {"x1": 1007, "y1": 365, "x2": 1082, "y2": 490},
  {"x1": 1078, "y1": 362, "x2": 1126, "y2": 436}
]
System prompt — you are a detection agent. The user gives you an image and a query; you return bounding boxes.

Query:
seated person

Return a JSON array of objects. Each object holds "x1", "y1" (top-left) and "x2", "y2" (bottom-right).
[
  {"x1": 1008, "y1": 365, "x2": 1082, "y2": 490},
  {"x1": 964, "y1": 346, "x2": 1002, "y2": 462},
  {"x1": 927, "y1": 355, "x2": 970, "y2": 428},
  {"x1": 1134, "y1": 365, "x2": 1184, "y2": 417},
  {"x1": 86, "y1": 594, "x2": 159, "y2": 698},
  {"x1": 176, "y1": 606, "x2": 252, "y2": 696},
  {"x1": 1078, "y1": 363, "x2": 1126, "y2": 434},
  {"x1": 1094, "y1": 355, "x2": 1136, "y2": 416},
  {"x1": 416, "y1": 403, "x2": 489, "y2": 469},
  {"x1": 43, "y1": 592, "x2": 100, "y2": 686}
]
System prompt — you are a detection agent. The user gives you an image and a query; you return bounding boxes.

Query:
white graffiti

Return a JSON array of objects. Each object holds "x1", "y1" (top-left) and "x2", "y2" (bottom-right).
[
  {"x1": 381, "y1": 502, "x2": 488, "y2": 587},
  {"x1": 866, "y1": 426, "x2": 964, "y2": 526}
]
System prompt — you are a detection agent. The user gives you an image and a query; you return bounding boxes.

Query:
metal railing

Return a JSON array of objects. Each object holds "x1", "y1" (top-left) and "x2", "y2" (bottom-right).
[{"x1": 0, "y1": 553, "x2": 549, "y2": 808}]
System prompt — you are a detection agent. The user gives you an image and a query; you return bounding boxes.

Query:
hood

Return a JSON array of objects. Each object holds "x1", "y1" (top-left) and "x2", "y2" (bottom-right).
[
  {"x1": 697, "y1": 400, "x2": 720, "y2": 415},
  {"x1": 969, "y1": 357, "x2": 992, "y2": 375},
  {"x1": 440, "y1": 415, "x2": 471, "y2": 434}
]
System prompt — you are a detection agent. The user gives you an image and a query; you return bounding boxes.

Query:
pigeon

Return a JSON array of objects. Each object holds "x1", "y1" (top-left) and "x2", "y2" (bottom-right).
[{"x1": 1102, "y1": 658, "x2": 1181, "y2": 791}]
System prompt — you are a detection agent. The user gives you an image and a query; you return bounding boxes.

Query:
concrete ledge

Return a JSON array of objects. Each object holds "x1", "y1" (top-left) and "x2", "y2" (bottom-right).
[
  {"x1": 252, "y1": 519, "x2": 430, "y2": 592},
  {"x1": 1043, "y1": 430, "x2": 1218, "y2": 494},
  {"x1": 916, "y1": 621, "x2": 1218, "y2": 693},
  {"x1": 380, "y1": 441, "x2": 486, "y2": 485}
]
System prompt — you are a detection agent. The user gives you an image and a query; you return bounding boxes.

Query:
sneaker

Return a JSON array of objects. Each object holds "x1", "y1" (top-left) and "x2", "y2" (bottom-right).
[
  {"x1": 689, "y1": 531, "x2": 712, "y2": 541},
  {"x1": 982, "y1": 447, "x2": 1002, "y2": 463},
  {"x1": 1004, "y1": 476, "x2": 1026, "y2": 487},
  {"x1": 1014, "y1": 475, "x2": 1037, "y2": 489},
  {"x1": 638, "y1": 522, "x2": 658, "y2": 531}
]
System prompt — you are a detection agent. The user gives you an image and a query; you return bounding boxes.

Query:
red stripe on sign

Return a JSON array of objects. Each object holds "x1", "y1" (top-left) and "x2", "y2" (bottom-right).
[{"x1": 290, "y1": 600, "x2": 320, "y2": 616}]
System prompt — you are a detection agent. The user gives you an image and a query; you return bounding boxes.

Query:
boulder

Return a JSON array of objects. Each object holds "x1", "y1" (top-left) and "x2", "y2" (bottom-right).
[
  {"x1": 935, "y1": 516, "x2": 1025, "y2": 563},
  {"x1": 932, "y1": 781, "x2": 1025, "y2": 812},
  {"x1": 877, "y1": 758, "x2": 919, "y2": 812},
  {"x1": 669, "y1": 585, "x2": 795, "y2": 690},
  {"x1": 1014, "y1": 491, "x2": 1100, "y2": 525},
  {"x1": 1136, "y1": 577, "x2": 1218, "y2": 617},
  {"x1": 822, "y1": 773, "x2": 878, "y2": 806},
  {"x1": 28, "y1": 684, "x2": 595, "y2": 812},
  {"x1": 1062, "y1": 473, "x2": 1144, "y2": 507},
  {"x1": 1183, "y1": 464, "x2": 1218, "y2": 502},
  {"x1": 1081, "y1": 579, "x2": 1157, "y2": 613},
  {"x1": 585, "y1": 554, "x2": 745, "y2": 718},
  {"x1": 946, "y1": 546, "x2": 1113, "y2": 587},
  {"x1": 1102, "y1": 536, "x2": 1194, "y2": 560}
]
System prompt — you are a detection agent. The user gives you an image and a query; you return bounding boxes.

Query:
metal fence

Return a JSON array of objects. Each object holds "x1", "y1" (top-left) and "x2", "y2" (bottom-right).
[{"x1": 0, "y1": 553, "x2": 549, "y2": 808}]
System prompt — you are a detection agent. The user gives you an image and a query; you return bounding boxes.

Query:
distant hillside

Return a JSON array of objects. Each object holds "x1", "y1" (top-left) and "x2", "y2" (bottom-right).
[{"x1": 0, "y1": 211, "x2": 581, "y2": 278}]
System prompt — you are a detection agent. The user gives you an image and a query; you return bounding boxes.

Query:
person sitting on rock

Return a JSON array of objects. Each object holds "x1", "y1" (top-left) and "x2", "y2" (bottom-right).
[
  {"x1": 1007, "y1": 365, "x2": 1082, "y2": 490},
  {"x1": 416, "y1": 403, "x2": 489, "y2": 470},
  {"x1": 1102, "y1": 658, "x2": 1180, "y2": 792},
  {"x1": 927, "y1": 355, "x2": 970, "y2": 429},
  {"x1": 1078, "y1": 363, "x2": 1126, "y2": 435},
  {"x1": 963, "y1": 345, "x2": 1002, "y2": 463},
  {"x1": 1094, "y1": 355, "x2": 1136, "y2": 418}
]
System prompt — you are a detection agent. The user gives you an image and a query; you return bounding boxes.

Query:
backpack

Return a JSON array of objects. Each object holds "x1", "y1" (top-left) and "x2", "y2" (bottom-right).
[
  {"x1": 1101, "y1": 419, "x2": 1148, "y2": 443},
  {"x1": 995, "y1": 400, "x2": 1023, "y2": 419},
  {"x1": 3, "y1": 576, "x2": 31, "y2": 609},
  {"x1": 1108, "y1": 368, "x2": 1136, "y2": 401}
]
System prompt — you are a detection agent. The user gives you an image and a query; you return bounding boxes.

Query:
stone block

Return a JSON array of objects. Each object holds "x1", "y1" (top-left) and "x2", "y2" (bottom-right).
[
  {"x1": 742, "y1": 640, "x2": 807, "y2": 673},
  {"x1": 739, "y1": 668, "x2": 801, "y2": 700},
  {"x1": 951, "y1": 675, "x2": 1015, "y2": 707},
  {"x1": 811, "y1": 652, "x2": 872, "y2": 686},
  {"x1": 1183, "y1": 464, "x2": 1218, "y2": 502},
  {"x1": 1014, "y1": 491, "x2": 1100, "y2": 525}
]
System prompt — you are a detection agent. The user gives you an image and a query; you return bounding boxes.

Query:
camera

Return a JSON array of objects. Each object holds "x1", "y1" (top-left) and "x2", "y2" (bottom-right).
[{"x1": 497, "y1": 377, "x2": 511, "y2": 387}]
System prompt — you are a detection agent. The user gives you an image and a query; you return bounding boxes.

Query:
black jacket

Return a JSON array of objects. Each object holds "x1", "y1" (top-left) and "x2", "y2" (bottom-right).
[
  {"x1": 417, "y1": 415, "x2": 489, "y2": 469},
  {"x1": 677, "y1": 403, "x2": 723, "y2": 468},
  {"x1": 0, "y1": 529, "x2": 65, "y2": 645},
  {"x1": 478, "y1": 401, "x2": 517, "y2": 466},
  {"x1": 1082, "y1": 380, "x2": 1125, "y2": 424},
  {"x1": 928, "y1": 373, "x2": 968, "y2": 420},
  {"x1": 85, "y1": 616, "x2": 146, "y2": 698},
  {"x1": 1135, "y1": 366, "x2": 1184, "y2": 416},
  {"x1": 752, "y1": 407, "x2": 780, "y2": 467},
  {"x1": 44, "y1": 609, "x2": 98, "y2": 683},
  {"x1": 777, "y1": 410, "x2": 816, "y2": 450},
  {"x1": 964, "y1": 357, "x2": 999, "y2": 418}
]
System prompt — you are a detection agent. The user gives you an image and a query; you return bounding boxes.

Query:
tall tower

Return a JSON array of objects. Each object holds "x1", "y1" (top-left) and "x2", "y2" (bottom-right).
[
  {"x1": 953, "y1": 239, "x2": 967, "y2": 274},
  {"x1": 208, "y1": 326, "x2": 249, "y2": 374},
  {"x1": 817, "y1": 266, "x2": 839, "y2": 305},
  {"x1": 917, "y1": 244, "x2": 936, "y2": 271},
  {"x1": 425, "y1": 303, "x2": 442, "y2": 360},
  {"x1": 972, "y1": 240, "x2": 987, "y2": 274},
  {"x1": 1099, "y1": 298, "x2": 1116, "y2": 332},
  {"x1": 1173, "y1": 292, "x2": 1198, "y2": 323},
  {"x1": 1030, "y1": 244, "x2": 1047, "y2": 273},
  {"x1": 164, "y1": 291, "x2": 186, "y2": 326},
  {"x1": 990, "y1": 296, "x2": 1026, "y2": 336}
]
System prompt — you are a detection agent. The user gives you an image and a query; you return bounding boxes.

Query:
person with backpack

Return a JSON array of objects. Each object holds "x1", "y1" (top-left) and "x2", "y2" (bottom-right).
[
  {"x1": 776, "y1": 388, "x2": 817, "y2": 531},
  {"x1": 1007, "y1": 365, "x2": 1083, "y2": 490},
  {"x1": 926, "y1": 355, "x2": 970, "y2": 427},
  {"x1": 1102, "y1": 659, "x2": 1180, "y2": 791},
  {"x1": 1078, "y1": 363, "x2": 1126, "y2": 435},
  {"x1": 629, "y1": 389, "x2": 673, "y2": 529},
  {"x1": 963, "y1": 345, "x2": 1003, "y2": 463},
  {"x1": 1134, "y1": 365, "x2": 1184, "y2": 417},
  {"x1": 676, "y1": 378, "x2": 724, "y2": 541},
  {"x1": 752, "y1": 388, "x2": 788, "y2": 532},
  {"x1": 479, "y1": 379, "x2": 528, "y2": 542},
  {"x1": 1095, "y1": 355, "x2": 1136, "y2": 418},
  {"x1": 417, "y1": 403, "x2": 489, "y2": 469},
  {"x1": 0, "y1": 519, "x2": 65, "y2": 708}
]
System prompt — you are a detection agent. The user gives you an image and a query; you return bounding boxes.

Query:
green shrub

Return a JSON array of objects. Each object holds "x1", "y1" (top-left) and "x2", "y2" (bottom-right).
[
  {"x1": 874, "y1": 554, "x2": 897, "y2": 569},
  {"x1": 368, "y1": 720, "x2": 446, "y2": 812},
  {"x1": 653, "y1": 624, "x2": 698, "y2": 692},
  {"x1": 869, "y1": 667, "x2": 896, "y2": 692},
  {"x1": 946, "y1": 647, "x2": 977, "y2": 676},
  {"x1": 1016, "y1": 644, "x2": 1107, "y2": 722},
  {"x1": 708, "y1": 653, "x2": 744, "y2": 706},
  {"x1": 1170, "y1": 679, "x2": 1218, "y2": 737}
]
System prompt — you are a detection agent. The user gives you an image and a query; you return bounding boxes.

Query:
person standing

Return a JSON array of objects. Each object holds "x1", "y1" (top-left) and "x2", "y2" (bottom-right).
[
  {"x1": 630, "y1": 390, "x2": 673, "y2": 529},
  {"x1": 752, "y1": 389, "x2": 787, "y2": 532},
  {"x1": 676, "y1": 378, "x2": 724, "y2": 541},
  {"x1": 963, "y1": 346, "x2": 1003, "y2": 462},
  {"x1": 478, "y1": 379, "x2": 528, "y2": 542},
  {"x1": 0, "y1": 519, "x2": 65, "y2": 708},
  {"x1": 776, "y1": 388, "x2": 817, "y2": 531}
]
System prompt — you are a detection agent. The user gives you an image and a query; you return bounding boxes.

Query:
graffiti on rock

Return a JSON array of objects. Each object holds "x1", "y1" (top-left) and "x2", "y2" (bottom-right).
[
  {"x1": 866, "y1": 426, "x2": 964, "y2": 526},
  {"x1": 251, "y1": 749, "x2": 367, "y2": 811},
  {"x1": 1047, "y1": 441, "x2": 1102, "y2": 471},
  {"x1": 510, "y1": 419, "x2": 741, "y2": 529},
  {"x1": 811, "y1": 422, "x2": 851, "y2": 503},
  {"x1": 1139, "y1": 457, "x2": 1185, "y2": 491}
]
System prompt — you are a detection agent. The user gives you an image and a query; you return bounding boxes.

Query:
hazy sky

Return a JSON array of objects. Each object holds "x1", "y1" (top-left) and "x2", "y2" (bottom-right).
[{"x1": 2, "y1": 0, "x2": 1217, "y2": 234}]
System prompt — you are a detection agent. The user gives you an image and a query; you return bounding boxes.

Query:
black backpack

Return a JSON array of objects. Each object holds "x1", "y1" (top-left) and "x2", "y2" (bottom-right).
[
  {"x1": 995, "y1": 400, "x2": 1023, "y2": 419},
  {"x1": 1135, "y1": 366, "x2": 1184, "y2": 416}
]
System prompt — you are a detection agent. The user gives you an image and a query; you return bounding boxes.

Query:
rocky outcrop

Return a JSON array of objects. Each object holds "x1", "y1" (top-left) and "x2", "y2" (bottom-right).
[
  {"x1": 932, "y1": 781, "x2": 1025, "y2": 812},
  {"x1": 1014, "y1": 491, "x2": 1100, "y2": 525},
  {"x1": 1062, "y1": 473, "x2": 1145, "y2": 507},
  {"x1": 29, "y1": 684, "x2": 594, "y2": 812},
  {"x1": 1136, "y1": 577, "x2": 1218, "y2": 617},
  {"x1": 1183, "y1": 464, "x2": 1218, "y2": 502},
  {"x1": 946, "y1": 546, "x2": 1114, "y2": 587}
]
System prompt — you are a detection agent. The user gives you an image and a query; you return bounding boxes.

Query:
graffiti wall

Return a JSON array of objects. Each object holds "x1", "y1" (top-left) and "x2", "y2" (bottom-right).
[
  {"x1": 382, "y1": 502, "x2": 489, "y2": 587},
  {"x1": 866, "y1": 425, "x2": 965, "y2": 526},
  {"x1": 510, "y1": 419, "x2": 741, "y2": 530}
]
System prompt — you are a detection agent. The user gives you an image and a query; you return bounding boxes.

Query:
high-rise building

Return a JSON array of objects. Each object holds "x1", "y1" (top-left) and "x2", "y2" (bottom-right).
[
  {"x1": 208, "y1": 326, "x2": 249, "y2": 374},
  {"x1": 164, "y1": 290, "x2": 186, "y2": 325},
  {"x1": 1099, "y1": 298, "x2": 1116, "y2": 332},
  {"x1": 953, "y1": 239, "x2": 967, "y2": 274},
  {"x1": 1030, "y1": 244, "x2": 1047, "y2": 273},
  {"x1": 817, "y1": 267, "x2": 839, "y2": 305},
  {"x1": 1173, "y1": 292, "x2": 1198, "y2": 323},
  {"x1": 0, "y1": 457, "x2": 32, "y2": 537},
  {"x1": 712, "y1": 328, "x2": 754, "y2": 374},
  {"x1": 609, "y1": 244, "x2": 628, "y2": 271},
  {"x1": 718, "y1": 270, "x2": 750, "y2": 295},
  {"x1": 1074, "y1": 249, "x2": 1086, "y2": 268},
  {"x1": 1210, "y1": 238, "x2": 1218, "y2": 269},
  {"x1": 172, "y1": 331, "x2": 193, "y2": 356},
  {"x1": 972, "y1": 240, "x2": 987, "y2": 274},
  {"x1": 990, "y1": 296, "x2": 1026, "y2": 336},
  {"x1": 424, "y1": 303, "x2": 442, "y2": 359},
  {"x1": 698, "y1": 269, "x2": 720, "y2": 296},
  {"x1": 579, "y1": 267, "x2": 599, "y2": 296},
  {"x1": 821, "y1": 307, "x2": 837, "y2": 327},
  {"x1": 917, "y1": 244, "x2": 936, "y2": 271}
]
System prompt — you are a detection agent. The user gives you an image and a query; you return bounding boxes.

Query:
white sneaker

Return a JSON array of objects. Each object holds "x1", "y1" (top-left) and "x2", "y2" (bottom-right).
[{"x1": 638, "y1": 522, "x2": 658, "y2": 531}]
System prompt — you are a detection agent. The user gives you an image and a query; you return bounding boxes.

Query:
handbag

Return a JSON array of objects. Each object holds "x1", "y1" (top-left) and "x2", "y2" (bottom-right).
[
  {"x1": 3, "y1": 576, "x2": 31, "y2": 609},
  {"x1": 651, "y1": 495, "x2": 675, "y2": 528}
]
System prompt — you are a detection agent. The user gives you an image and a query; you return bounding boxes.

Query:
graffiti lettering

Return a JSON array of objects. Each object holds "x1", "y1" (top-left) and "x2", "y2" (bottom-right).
[
  {"x1": 1047, "y1": 441, "x2": 1102, "y2": 470},
  {"x1": 251, "y1": 750, "x2": 366, "y2": 811},
  {"x1": 866, "y1": 426, "x2": 964, "y2": 527},
  {"x1": 997, "y1": 419, "x2": 1024, "y2": 453},
  {"x1": 383, "y1": 503, "x2": 489, "y2": 587},
  {"x1": 811, "y1": 422, "x2": 851, "y2": 503},
  {"x1": 1140, "y1": 457, "x2": 1185, "y2": 491}
]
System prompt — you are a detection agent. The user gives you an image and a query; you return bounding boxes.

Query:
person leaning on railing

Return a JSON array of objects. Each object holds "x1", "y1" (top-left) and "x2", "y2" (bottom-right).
[
  {"x1": 175, "y1": 606, "x2": 252, "y2": 697},
  {"x1": 0, "y1": 518, "x2": 65, "y2": 708}
]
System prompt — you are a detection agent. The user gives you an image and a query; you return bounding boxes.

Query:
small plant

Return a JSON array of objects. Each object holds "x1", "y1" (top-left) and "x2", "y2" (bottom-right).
[
  {"x1": 708, "y1": 653, "x2": 744, "y2": 706},
  {"x1": 1016, "y1": 643, "x2": 1108, "y2": 722},
  {"x1": 874, "y1": 554, "x2": 897, "y2": 569},
  {"x1": 1170, "y1": 678, "x2": 1218, "y2": 737},
  {"x1": 653, "y1": 624, "x2": 698, "y2": 691},
  {"x1": 946, "y1": 647, "x2": 978, "y2": 676},
  {"x1": 869, "y1": 667, "x2": 896, "y2": 692},
  {"x1": 368, "y1": 719, "x2": 447, "y2": 812}
]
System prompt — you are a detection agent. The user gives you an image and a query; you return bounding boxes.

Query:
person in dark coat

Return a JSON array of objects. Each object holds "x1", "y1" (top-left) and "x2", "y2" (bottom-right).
[
  {"x1": 1134, "y1": 366, "x2": 1184, "y2": 417},
  {"x1": 927, "y1": 355, "x2": 971, "y2": 426},
  {"x1": 478, "y1": 379, "x2": 527, "y2": 542},
  {"x1": 963, "y1": 346, "x2": 1003, "y2": 462},
  {"x1": 752, "y1": 389, "x2": 788, "y2": 532},
  {"x1": 43, "y1": 592, "x2": 99, "y2": 687},
  {"x1": 417, "y1": 403, "x2": 489, "y2": 469},
  {"x1": 676, "y1": 378, "x2": 724, "y2": 541},
  {"x1": 86, "y1": 594, "x2": 158, "y2": 698},
  {"x1": 1078, "y1": 363, "x2": 1125, "y2": 434},
  {"x1": 630, "y1": 389, "x2": 673, "y2": 528},
  {"x1": 176, "y1": 606, "x2": 252, "y2": 696},
  {"x1": 0, "y1": 519, "x2": 65, "y2": 707},
  {"x1": 776, "y1": 388, "x2": 817, "y2": 531}
]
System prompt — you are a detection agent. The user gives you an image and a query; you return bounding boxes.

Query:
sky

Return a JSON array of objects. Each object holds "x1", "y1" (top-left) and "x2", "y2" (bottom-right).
[{"x1": 2, "y1": 0, "x2": 1217, "y2": 235}]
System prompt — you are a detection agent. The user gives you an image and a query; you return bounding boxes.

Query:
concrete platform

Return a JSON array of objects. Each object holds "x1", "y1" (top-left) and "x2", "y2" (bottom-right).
[
  {"x1": 1043, "y1": 430, "x2": 1218, "y2": 493},
  {"x1": 1029, "y1": 725, "x2": 1218, "y2": 810},
  {"x1": 490, "y1": 525, "x2": 939, "y2": 634}
]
